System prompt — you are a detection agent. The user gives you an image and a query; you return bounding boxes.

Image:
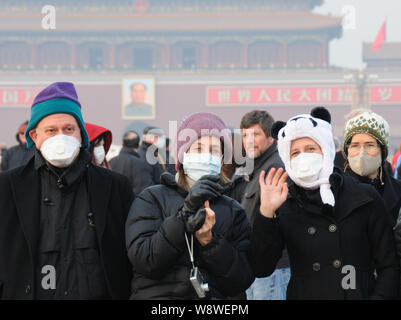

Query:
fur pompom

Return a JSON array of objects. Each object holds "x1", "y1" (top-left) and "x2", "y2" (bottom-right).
[
  {"x1": 311, "y1": 106, "x2": 331, "y2": 124},
  {"x1": 270, "y1": 121, "x2": 286, "y2": 139}
]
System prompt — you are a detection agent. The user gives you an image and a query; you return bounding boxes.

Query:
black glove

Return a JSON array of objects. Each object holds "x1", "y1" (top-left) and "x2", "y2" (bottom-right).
[
  {"x1": 185, "y1": 208, "x2": 207, "y2": 234},
  {"x1": 179, "y1": 175, "x2": 223, "y2": 233},
  {"x1": 183, "y1": 175, "x2": 223, "y2": 213}
]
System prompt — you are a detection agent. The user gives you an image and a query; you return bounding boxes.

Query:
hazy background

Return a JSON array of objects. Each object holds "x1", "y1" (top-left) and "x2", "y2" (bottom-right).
[
  {"x1": 2, "y1": 0, "x2": 401, "y2": 152},
  {"x1": 314, "y1": 0, "x2": 401, "y2": 69}
]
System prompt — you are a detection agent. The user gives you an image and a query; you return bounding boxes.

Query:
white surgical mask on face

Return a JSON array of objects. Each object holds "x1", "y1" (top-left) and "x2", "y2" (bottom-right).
[
  {"x1": 40, "y1": 134, "x2": 81, "y2": 168},
  {"x1": 155, "y1": 137, "x2": 166, "y2": 149},
  {"x1": 348, "y1": 151, "x2": 381, "y2": 177},
  {"x1": 93, "y1": 145, "x2": 105, "y2": 165},
  {"x1": 183, "y1": 152, "x2": 222, "y2": 182},
  {"x1": 290, "y1": 152, "x2": 323, "y2": 183}
]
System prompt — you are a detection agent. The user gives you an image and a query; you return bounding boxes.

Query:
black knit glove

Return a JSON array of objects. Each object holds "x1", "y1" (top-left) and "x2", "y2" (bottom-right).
[{"x1": 179, "y1": 175, "x2": 223, "y2": 233}]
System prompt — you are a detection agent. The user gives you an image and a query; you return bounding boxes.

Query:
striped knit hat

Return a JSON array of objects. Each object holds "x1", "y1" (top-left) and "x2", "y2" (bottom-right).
[
  {"x1": 342, "y1": 111, "x2": 389, "y2": 158},
  {"x1": 25, "y1": 82, "x2": 89, "y2": 148}
]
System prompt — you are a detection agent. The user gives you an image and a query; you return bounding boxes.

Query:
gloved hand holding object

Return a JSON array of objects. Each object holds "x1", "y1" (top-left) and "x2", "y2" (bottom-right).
[{"x1": 179, "y1": 175, "x2": 223, "y2": 233}]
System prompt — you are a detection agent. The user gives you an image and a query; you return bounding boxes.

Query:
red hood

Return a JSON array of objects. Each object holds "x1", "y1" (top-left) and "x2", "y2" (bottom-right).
[{"x1": 84, "y1": 122, "x2": 112, "y2": 154}]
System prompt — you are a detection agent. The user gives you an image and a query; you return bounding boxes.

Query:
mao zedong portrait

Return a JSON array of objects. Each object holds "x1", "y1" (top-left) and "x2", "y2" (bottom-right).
[{"x1": 123, "y1": 82, "x2": 154, "y2": 118}]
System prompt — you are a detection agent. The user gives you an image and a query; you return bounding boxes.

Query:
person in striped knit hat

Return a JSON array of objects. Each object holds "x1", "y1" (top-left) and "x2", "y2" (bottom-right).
[{"x1": 342, "y1": 110, "x2": 401, "y2": 225}]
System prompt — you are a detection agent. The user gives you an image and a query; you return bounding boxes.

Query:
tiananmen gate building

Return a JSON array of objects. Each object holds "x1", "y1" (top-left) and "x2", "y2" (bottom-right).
[{"x1": 1, "y1": 0, "x2": 401, "y2": 154}]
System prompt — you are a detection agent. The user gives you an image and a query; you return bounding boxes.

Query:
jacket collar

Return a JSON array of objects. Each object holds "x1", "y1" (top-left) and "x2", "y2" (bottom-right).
[
  {"x1": 254, "y1": 142, "x2": 278, "y2": 172},
  {"x1": 160, "y1": 172, "x2": 188, "y2": 197},
  {"x1": 34, "y1": 148, "x2": 92, "y2": 190},
  {"x1": 243, "y1": 142, "x2": 278, "y2": 177},
  {"x1": 345, "y1": 166, "x2": 400, "y2": 213},
  {"x1": 140, "y1": 141, "x2": 152, "y2": 152},
  {"x1": 334, "y1": 170, "x2": 375, "y2": 222},
  {"x1": 287, "y1": 168, "x2": 374, "y2": 222},
  {"x1": 345, "y1": 167, "x2": 382, "y2": 190},
  {"x1": 120, "y1": 147, "x2": 140, "y2": 158}
]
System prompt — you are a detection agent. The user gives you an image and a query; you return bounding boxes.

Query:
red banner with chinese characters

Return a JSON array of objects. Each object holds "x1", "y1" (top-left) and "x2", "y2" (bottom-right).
[
  {"x1": 0, "y1": 88, "x2": 41, "y2": 107},
  {"x1": 207, "y1": 86, "x2": 355, "y2": 106},
  {"x1": 369, "y1": 86, "x2": 401, "y2": 104}
]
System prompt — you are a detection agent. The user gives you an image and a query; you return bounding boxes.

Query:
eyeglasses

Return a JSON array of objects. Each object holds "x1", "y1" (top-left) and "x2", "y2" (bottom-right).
[{"x1": 348, "y1": 142, "x2": 380, "y2": 155}]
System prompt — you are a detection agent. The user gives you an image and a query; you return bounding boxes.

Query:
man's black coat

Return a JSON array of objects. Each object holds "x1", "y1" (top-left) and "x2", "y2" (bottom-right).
[{"x1": 0, "y1": 155, "x2": 134, "y2": 299}]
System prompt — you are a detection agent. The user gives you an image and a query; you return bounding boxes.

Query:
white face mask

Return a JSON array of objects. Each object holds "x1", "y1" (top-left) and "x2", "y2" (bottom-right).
[
  {"x1": 93, "y1": 146, "x2": 105, "y2": 165},
  {"x1": 290, "y1": 152, "x2": 323, "y2": 183},
  {"x1": 183, "y1": 152, "x2": 222, "y2": 182},
  {"x1": 155, "y1": 137, "x2": 166, "y2": 149},
  {"x1": 40, "y1": 134, "x2": 81, "y2": 168},
  {"x1": 348, "y1": 151, "x2": 381, "y2": 177}
]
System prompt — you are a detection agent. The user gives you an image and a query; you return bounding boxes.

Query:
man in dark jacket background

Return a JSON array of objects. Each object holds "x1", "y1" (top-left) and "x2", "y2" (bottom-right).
[
  {"x1": 1, "y1": 120, "x2": 34, "y2": 172},
  {"x1": 110, "y1": 130, "x2": 154, "y2": 195},
  {"x1": 0, "y1": 143, "x2": 6, "y2": 172},
  {"x1": 138, "y1": 126, "x2": 165, "y2": 184},
  {"x1": 0, "y1": 82, "x2": 134, "y2": 300},
  {"x1": 233, "y1": 110, "x2": 290, "y2": 300}
]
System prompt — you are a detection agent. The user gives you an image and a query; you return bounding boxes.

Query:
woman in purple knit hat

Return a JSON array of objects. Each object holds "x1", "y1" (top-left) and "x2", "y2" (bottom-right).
[{"x1": 125, "y1": 112, "x2": 254, "y2": 300}]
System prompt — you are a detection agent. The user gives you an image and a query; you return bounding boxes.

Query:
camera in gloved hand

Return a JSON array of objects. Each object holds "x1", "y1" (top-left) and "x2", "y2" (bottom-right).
[{"x1": 178, "y1": 175, "x2": 223, "y2": 233}]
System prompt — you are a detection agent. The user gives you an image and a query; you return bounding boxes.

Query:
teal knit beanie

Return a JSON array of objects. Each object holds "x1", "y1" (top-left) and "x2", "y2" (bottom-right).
[{"x1": 25, "y1": 82, "x2": 89, "y2": 148}]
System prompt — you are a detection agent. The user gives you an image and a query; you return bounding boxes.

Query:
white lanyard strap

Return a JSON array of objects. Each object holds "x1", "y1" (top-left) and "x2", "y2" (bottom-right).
[{"x1": 184, "y1": 232, "x2": 195, "y2": 269}]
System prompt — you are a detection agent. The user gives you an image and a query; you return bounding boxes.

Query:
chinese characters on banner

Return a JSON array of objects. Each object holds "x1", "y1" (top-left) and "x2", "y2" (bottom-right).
[
  {"x1": 0, "y1": 86, "x2": 400, "y2": 108},
  {"x1": 369, "y1": 86, "x2": 401, "y2": 104},
  {"x1": 0, "y1": 88, "x2": 42, "y2": 107},
  {"x1": 207, "y1": 86, "x2": 401, "y2": 106},
  {"x1": 207, "y1": 86, "x2": 354, "y2": 106}
]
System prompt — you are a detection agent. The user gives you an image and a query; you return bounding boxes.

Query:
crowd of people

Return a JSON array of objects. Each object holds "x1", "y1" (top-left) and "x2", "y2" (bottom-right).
[{"x1": 1, "y1": 81, "x2": 401, "y2": 300}]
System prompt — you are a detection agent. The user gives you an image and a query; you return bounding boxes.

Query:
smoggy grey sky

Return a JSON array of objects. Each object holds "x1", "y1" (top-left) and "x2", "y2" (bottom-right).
[{"x1": 313, "y1": 0, "x2": 401, "y2": 69}]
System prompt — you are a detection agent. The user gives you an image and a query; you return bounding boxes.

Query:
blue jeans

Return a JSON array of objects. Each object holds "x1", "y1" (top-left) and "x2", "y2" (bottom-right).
[{"x1": 246, "y1": 268, "x2": 291, "y2": 300}]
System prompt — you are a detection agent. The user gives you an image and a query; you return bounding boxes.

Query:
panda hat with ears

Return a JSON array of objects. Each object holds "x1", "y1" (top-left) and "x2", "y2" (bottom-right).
[{"x1": 271, "y1": 106, "x2": 336, "y2": 206}]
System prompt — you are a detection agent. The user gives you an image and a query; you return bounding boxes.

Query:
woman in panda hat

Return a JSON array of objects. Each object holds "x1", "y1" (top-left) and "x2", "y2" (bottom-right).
[{"x1": 249, "y1": 107, "x2": 399, "y2": 300}]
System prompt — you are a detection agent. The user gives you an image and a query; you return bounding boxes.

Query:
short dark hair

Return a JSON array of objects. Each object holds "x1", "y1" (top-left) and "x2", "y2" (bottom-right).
[
  {"x1": 123, "y1": 130, "x2": 139, "y2": 148},
  {"x1": 240, "y1": 110, "x2": 275, "y2": 138},
  {"x1": 143, "y1": 126, "x2": 163, "y2": 136},
  {"x1": 123, "y1": 130, "x2": 138, "y2": 140}
]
